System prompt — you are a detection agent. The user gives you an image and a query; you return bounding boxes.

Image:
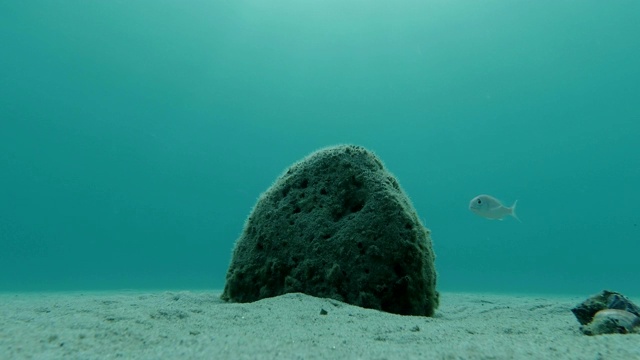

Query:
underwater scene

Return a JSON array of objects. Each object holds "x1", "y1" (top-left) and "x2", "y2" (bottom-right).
[{"x1": 1, "y1": 0, "x2": 639, "y2": 300}]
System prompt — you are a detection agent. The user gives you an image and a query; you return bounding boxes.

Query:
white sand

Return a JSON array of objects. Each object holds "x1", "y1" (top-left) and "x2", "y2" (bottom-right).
[{"x1": 1, "y1": 290, "x2": 638, "y2": 359}]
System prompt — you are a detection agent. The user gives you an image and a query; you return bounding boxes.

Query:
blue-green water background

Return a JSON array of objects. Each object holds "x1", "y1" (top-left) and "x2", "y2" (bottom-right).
[{"x1": 1, "y1": 1, "x2": 638, "y2": 296}]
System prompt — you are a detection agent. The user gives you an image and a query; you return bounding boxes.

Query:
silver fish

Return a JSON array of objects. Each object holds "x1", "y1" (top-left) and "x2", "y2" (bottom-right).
[{"x1": 469, "y1": 194, "x2": 520, "y2": 222}]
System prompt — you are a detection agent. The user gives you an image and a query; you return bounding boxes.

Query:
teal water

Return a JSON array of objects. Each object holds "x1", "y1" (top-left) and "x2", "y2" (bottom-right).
[{"x1": 1, "y1": 1, "x2": 638, "y2": 297}]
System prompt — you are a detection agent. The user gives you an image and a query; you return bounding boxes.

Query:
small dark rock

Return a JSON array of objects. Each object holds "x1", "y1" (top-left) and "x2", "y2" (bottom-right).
[
  {"x1": 581, "y1": 309, "x2": 640, "y2": 335},
  {"x1": 571, "y1": 290, "x2": 640, "y2": 325},
  {"x1": 572, "y1": 290, "x2": 640, "y2": 335},
  {"x1": 320, "y1": 308, "x2": 328, "y2": 315}
]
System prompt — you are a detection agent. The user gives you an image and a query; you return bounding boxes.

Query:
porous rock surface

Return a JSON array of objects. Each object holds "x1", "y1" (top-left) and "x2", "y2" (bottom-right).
[{"x1": 221, "y1": 145, "x2": 438, "y2": 316}]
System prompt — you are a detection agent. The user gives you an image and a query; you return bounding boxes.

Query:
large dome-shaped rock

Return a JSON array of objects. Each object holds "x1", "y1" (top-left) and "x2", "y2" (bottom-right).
[{"x1": 221, "y1": 145, "x2": 438, "y2": 316}]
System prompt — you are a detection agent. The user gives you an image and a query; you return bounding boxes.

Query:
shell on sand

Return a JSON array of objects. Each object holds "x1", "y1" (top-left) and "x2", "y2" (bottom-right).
[
  {"x1": 571, "y1": 290, "x2": 640, "y2": 326},
  {"x1": 581, "y1": 309, "x2": 640, "y2": 335}
]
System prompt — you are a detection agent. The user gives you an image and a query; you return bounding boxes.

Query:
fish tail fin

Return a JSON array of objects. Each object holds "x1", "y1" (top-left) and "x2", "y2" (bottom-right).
[{"x1": 511, "y1": 200, "x2": 521, "y2": 222}]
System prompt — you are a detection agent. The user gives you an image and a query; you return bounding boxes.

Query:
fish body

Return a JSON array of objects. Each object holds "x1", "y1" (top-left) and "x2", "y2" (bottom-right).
[{"x1": 469, "y1": 194, "x2": 520, "y2": 222}]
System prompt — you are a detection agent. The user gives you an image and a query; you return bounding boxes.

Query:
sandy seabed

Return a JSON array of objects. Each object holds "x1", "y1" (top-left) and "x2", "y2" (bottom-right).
[{"x1": 1, "y1": 290, "x2": 638, "y2": 360}]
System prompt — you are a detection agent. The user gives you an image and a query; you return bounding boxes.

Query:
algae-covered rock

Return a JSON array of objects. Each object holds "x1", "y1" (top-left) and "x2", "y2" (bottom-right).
[{"x1": 221, "y1": 145, "x2": 438, "y2": 316}]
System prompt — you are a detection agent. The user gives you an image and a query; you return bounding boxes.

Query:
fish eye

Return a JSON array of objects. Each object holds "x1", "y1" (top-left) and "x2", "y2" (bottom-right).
[{"x1": 477, "y1": 199, "x2": 481, "y2": 204}]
